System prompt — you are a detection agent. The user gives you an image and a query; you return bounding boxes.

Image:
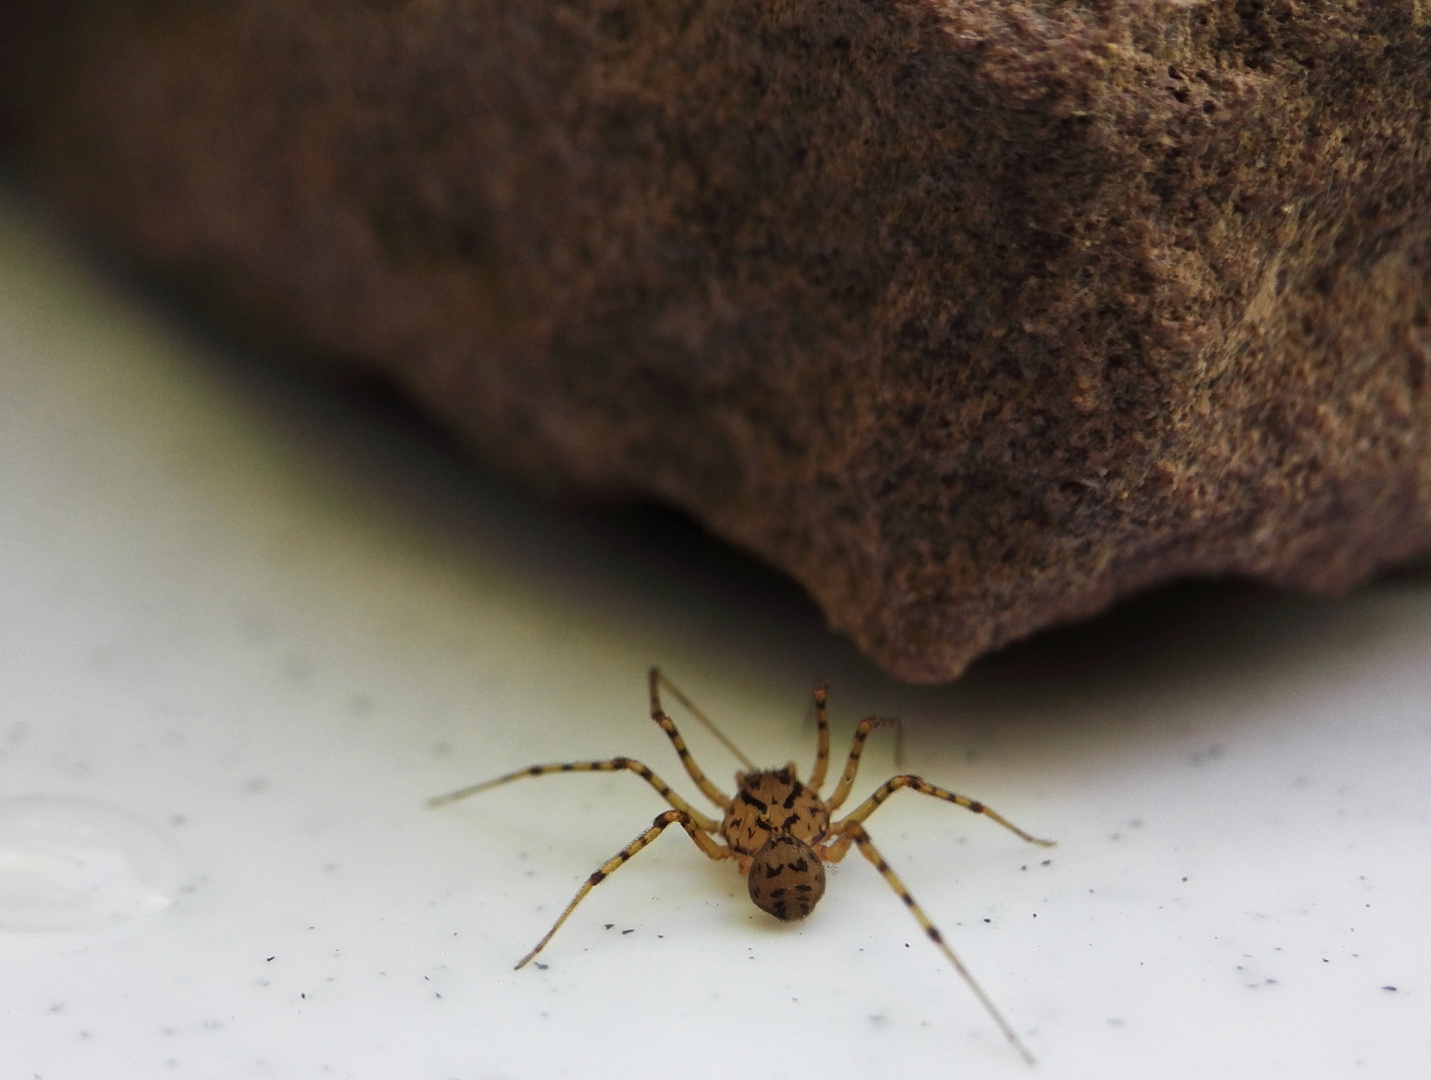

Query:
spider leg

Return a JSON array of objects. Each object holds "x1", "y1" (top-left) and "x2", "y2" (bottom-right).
[
  {"x1": 840, "y1": 821, "x2": 1039, "y2": 1066},
  {"x1": 835, "y1": 775, "x2": 1055, "y2": 847},
  {"x1": 514, "y1": 809, "x2": 734, "y2": 969},
  {"x1": 649, "y1": 668, "x2": 737, "y2": 809},
  {"x1": 650, "y1": 668, "x2": 756, "y2": 772},
  {"x1": 813, "y1": 832, "x2": 855, "y2": 863},
  {"x1": 428, "y1": 759, "x2": 720, "y2": 833},
  {"x1": 823, "y1": 717, "x2": 903, "y2": 813},
  {"x1": 806, "y1": 681, "x2": 832, "y2": 792}
]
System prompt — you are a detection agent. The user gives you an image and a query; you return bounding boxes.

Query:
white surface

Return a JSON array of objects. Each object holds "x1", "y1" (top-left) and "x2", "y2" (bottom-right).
[{"x1": 1, "y1": 189, "x2": 1429, "y2": 1079}]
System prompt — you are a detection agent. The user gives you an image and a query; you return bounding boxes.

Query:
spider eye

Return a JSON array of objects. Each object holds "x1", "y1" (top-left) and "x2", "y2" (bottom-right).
[{"x1": 747, "y1": 836, "x2": 825, "y2": 922}]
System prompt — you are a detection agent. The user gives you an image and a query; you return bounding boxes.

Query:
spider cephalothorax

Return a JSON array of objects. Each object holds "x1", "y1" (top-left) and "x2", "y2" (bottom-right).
[
  {"x1": 722, "y1": 765, "x2": 830, "y2": 855},
  {"x1": 431, "y1": 668, "x2": 1054, "y2": 1064}
]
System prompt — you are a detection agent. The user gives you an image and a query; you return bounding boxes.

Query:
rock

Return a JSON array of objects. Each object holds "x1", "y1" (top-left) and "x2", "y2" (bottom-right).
[{"x1": 3, "y1": 1, "x2": 1430, "y2": 682}]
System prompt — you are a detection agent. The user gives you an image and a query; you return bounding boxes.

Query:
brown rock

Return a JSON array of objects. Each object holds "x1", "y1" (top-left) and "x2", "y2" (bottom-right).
[{"x1": 3, "y1": 1, "x2": 1431, "y2": 682}]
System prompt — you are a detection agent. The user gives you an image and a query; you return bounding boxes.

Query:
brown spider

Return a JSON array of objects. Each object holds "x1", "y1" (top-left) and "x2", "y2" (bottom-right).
[{"x1": 430, "y1": 668, "x2": 1055, "y2": 1063}]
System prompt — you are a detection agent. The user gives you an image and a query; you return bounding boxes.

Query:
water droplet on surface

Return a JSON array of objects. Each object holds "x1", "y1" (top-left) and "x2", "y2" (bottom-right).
[{"x1": 0, "y1": 795, "x2": 193, "y2": 932}]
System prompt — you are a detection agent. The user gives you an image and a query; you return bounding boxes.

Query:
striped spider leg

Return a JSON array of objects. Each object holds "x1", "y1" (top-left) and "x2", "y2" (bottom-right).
[{"x1": 815, "y1": 769, "x2": 1055, "y2": 1065}]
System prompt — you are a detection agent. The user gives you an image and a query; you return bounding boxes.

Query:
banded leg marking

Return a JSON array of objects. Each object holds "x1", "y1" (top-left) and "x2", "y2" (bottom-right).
[
  {"x1": 836, "y1": 775, "x2": 1055, "y2": 848},
  {"x1": 649, "y1": 668, "x2": 734, "y2": 809},
  {"x1": 649, "y1": 668, "x2": 755, "y2": 771},
  {"x1": 824, "y1": 717, "x2": 902, "y2": 813},
  {"x1": 843, "y1": 821, "x2": 1039, "y2": 1066},
  {"x1": 428, "y1": 758, "x2": 720, "y2": 833},
  {"x1": 514, "y1": 809, "x2": 733, "y2": 969},
  {"x1": 807, "y1": 681, "x2": 832, "y2": 793}
]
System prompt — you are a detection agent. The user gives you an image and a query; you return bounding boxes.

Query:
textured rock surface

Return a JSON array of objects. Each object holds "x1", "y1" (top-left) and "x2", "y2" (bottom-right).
[{"x1": 4, "y1": 1, "x2": 1431, "y2": 682}]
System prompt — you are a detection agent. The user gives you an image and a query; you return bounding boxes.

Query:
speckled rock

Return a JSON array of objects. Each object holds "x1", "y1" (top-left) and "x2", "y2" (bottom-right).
[{"x1": 3, "y1": 0, "x2": 1431, "y2": 681}]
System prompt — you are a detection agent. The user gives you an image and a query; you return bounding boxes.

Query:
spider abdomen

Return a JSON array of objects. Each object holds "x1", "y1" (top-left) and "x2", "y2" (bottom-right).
[{"x1": 747, "y1": 834, "x2": 826, "y2": 921}]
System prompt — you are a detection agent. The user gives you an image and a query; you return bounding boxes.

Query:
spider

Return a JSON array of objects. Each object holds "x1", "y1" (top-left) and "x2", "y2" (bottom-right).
[{"x1": 430, "y1": 668, "x2": 1055, "y2": 1063}]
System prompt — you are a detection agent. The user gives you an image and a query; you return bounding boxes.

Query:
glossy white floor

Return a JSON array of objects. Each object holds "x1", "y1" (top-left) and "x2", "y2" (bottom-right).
[{"x1": 2, "y1": 189, "x2": 1428, "y2": 1080}]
